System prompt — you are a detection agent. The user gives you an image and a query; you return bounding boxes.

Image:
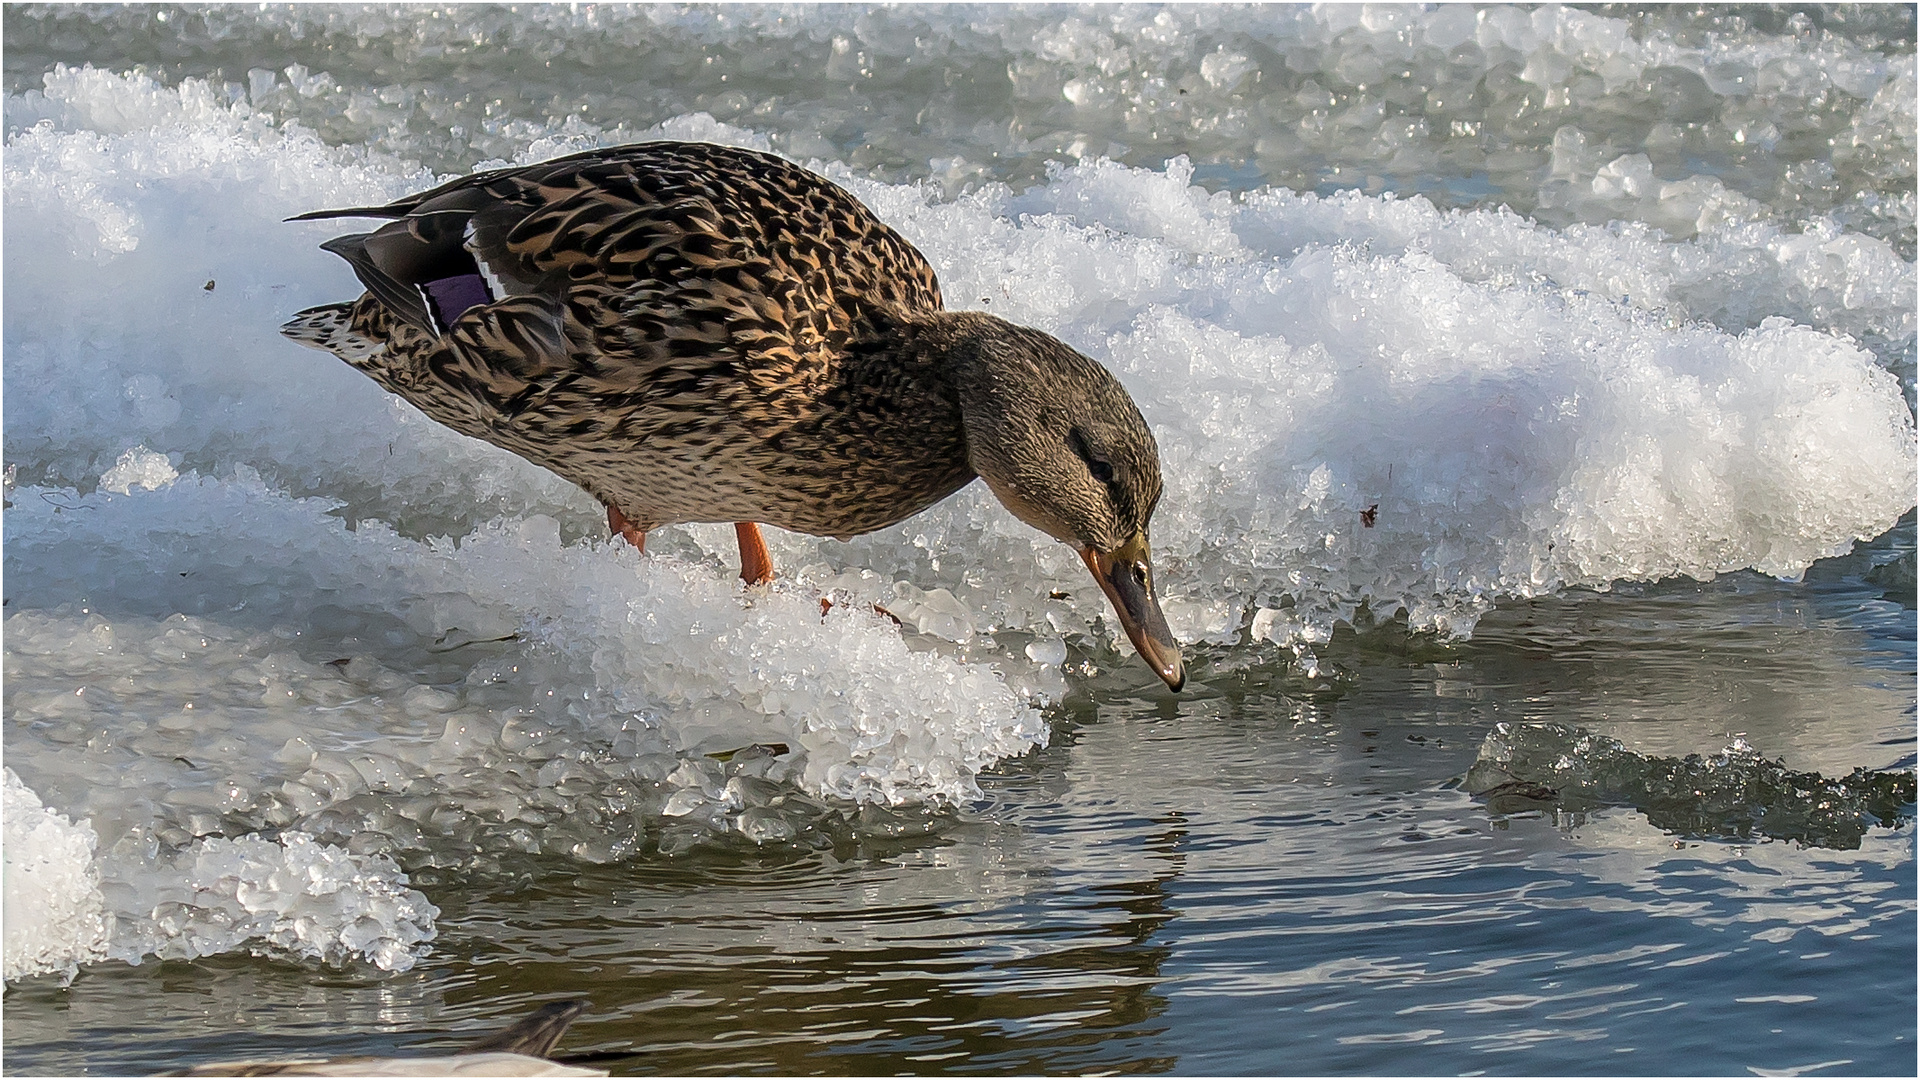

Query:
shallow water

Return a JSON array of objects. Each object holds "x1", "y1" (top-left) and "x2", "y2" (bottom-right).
[{"x1": 3, "y1": 4, "x2": 1914, "y2": 1076}]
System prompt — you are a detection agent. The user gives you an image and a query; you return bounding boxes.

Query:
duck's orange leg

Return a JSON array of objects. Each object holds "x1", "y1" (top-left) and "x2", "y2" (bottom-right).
[
  {"x1": 607, "y1": 504, "x2": 648, "y2": 552},
  {"x1": 735, "y1": 522, "x2": 775, "y2": 586}
]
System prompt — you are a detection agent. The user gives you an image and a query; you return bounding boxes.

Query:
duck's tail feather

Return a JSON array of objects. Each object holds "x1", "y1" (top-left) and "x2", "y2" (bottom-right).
[
  {"x1": 320, "y1": 232, "x2": 439, "y2": 334},
  {"x1": 312, "y1": 209, "x2": 501, "y2": 336},
  {"x1": 279, "y1": 303, "x2": 386, "y2": 366},
  {"x1": 286, "y1": 205, "x2": 409, "y2": 222}
]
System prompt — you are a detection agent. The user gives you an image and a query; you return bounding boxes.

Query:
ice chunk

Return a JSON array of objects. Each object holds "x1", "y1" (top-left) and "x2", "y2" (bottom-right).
[
  {"x1": 1024, "y1": 636, "x2": 1068, "y2": 666},
  {"x1": 3, "y1": 766, "x2": 435, "y2": 984},
  {"x1": 3, "y1": 770, "x2": 111, "y2": 983},
  {"x1": 99, "y1": 832, "x2": 437, "y2": 972},
  {"x1": 1469, "y1": 722, "x2": 1917, "y2": 850},
  {"x1": 96, "y1": 445, "x2": 177, "y2": 495}
]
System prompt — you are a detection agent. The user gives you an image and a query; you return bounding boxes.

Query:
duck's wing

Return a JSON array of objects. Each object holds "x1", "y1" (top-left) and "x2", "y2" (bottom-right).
[
  {"x1": 295, "y1": 143, "x2": 943, "y2": 341},
  {"x1": 294, "y1": 142, "x2": 950, "y2": 460}
]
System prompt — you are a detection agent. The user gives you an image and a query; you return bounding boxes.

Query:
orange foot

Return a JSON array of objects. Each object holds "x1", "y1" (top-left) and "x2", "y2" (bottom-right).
[
  {"x1": 609, "y1": 513, "x2": 778, "y2": 588},
  {"x1": 606, "y1": 504, "x2": 649, "y2": 551},
  {"x1": 736, "y1": 522, "x2": 774, "y2": 586}
]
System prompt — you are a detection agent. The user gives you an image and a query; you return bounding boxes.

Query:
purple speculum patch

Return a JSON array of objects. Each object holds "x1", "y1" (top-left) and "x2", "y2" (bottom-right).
[{"x1": 421, "y1": 273, "x2": 492, "y2": 332}]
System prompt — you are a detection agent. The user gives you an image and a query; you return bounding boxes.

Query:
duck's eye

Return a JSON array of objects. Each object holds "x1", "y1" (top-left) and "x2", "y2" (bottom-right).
[{"x1": 1069, "y1": 428, "x2": 1115, "y2": 485}]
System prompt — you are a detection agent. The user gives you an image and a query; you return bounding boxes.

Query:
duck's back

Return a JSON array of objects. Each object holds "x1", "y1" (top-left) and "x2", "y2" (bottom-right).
[
  {"x1": 287, "y1": 142, "x2": 975, "y2": 537},
  {"x1": 426, "y1": 142, "x2": 941, "y2": 323}
]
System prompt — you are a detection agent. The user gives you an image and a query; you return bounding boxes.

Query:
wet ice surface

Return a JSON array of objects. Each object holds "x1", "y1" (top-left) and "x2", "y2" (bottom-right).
[
  {"x1": 1469, "y1": 721, "x2": 1917, "y2": 848},
  {"x1": 3, "y1": 3, "x2": 1914, "y2": 1075}
]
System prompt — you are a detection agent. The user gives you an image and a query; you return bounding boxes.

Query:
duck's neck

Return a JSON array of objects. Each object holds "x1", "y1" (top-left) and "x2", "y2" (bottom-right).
[
  {"x1": 784, "y1": 309, "x2": 994, "y2": 533},
  {"x1": 850, "y1": 306, "x2": 1015, "y2": 397},
  {"x1": 847, "y1": 308, "x2": 1064, "y2": 523},
  {"x1": 843, "y1": 306, "x2": 994, "y2": 419}
]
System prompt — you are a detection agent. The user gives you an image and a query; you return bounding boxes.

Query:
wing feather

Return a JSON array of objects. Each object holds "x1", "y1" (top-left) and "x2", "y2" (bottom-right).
[{"x1": 299, "y1": 142, "x2": 948, "y2": 454}]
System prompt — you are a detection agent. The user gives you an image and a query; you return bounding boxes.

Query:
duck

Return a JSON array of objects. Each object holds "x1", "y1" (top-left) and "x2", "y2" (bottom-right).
[{"x1": 282, "y1": 141, "x2": 1183, "y2": 689}]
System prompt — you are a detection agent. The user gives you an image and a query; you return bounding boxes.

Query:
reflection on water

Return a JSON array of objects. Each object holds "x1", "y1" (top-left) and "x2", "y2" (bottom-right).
[{"x1": 7, "y1": 527, "x2": 1912, "y2": 1075}]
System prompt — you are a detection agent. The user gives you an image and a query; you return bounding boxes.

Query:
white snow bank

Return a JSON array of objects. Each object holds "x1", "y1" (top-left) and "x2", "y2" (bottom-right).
[
  {"x1": 1230, "y1": 182, "x2": 1915, "y2": 362},
  {"x1": 5, "y1": 66, "x2": 1910, "y2": 650},
  {"x1": 838, "y1": 156, "x2": 1916, "y2": 644},
  {"x1": 4, "y1": 474, "x2": 1047, "y2": 807}
]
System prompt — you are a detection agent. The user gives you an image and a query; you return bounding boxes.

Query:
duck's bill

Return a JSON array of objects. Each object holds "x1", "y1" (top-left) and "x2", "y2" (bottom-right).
[{"x1": 1079, "y1": 536, "x2": 1185, "y2": 691}]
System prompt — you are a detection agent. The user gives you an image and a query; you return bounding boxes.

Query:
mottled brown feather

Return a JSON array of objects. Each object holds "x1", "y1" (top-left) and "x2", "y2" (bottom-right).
[{"x1": 290, "y1": 143, "x2": 969, "y2": 537}]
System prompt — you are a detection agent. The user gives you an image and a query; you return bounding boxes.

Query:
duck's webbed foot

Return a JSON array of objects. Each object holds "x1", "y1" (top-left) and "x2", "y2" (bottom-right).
[
  {"x1": 736, "y1": 522, "x2": 775, "y2": 586},
  {"x1": 607, "y1": 504, "x2": 650, "y2": 552}
]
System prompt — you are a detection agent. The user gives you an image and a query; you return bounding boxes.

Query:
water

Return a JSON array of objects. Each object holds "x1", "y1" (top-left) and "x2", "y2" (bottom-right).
[{"x1": 3, "y1": 4, "x2": 1913, "y2": 1075}]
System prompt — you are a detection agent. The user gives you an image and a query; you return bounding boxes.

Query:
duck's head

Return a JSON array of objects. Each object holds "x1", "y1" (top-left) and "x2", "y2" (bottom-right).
[{"x1": 947, "y1": 314, "x2": 1184, "y2": 691}]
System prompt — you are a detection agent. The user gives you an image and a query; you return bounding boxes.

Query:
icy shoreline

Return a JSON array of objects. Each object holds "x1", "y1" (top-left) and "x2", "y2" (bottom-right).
[{"x1": 4, "y1": 62, "x2": 1913, "y2": 982}]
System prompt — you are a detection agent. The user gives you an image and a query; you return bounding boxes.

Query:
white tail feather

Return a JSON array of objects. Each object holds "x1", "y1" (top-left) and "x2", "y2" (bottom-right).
[{"x1": 280, "y1": 304, "x2": 386, "y2": 364}]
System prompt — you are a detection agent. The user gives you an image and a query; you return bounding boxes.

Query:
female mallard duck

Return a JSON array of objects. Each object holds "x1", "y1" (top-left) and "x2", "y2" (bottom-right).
[{"x1": 282, "y1": 141, "x2": 1183, "y2": 689}]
